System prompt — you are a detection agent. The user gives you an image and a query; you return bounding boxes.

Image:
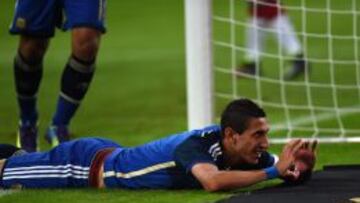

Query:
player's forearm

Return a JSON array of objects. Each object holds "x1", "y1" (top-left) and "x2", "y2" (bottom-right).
[
  {"x1": 192, "y1": 163, "x2": 280, "y2": 192},
  {"x1": 207, "y1": 170, "x2": 268, "y2": 191}
]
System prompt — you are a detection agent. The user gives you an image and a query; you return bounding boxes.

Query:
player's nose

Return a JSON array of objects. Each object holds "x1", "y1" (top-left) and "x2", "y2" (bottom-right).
[{"x1": 260, "y1": 136, "x2": 269, "y2": 149}]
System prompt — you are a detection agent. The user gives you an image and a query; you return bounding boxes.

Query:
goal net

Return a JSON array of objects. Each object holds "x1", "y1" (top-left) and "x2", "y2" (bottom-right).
[{"x1": 185, "y1": 0, "x2": 360, "y2": 143}]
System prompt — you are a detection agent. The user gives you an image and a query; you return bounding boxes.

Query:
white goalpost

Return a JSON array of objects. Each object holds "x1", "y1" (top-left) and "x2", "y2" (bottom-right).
[
  {"x1": 185, "y1": 0, "x2": 360, "y2": 143},
  {"x1": 184, "y1": 0, "x2": 214, "y2": 130}
]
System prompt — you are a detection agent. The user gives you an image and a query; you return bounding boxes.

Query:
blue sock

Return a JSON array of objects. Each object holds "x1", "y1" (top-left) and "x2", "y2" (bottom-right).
[
  {"x1": 52, "y1": 96, "x2": 79, "y2": 126},
  {"x1": 51, "y1": 56, "x2": 95, "y2": 126}
]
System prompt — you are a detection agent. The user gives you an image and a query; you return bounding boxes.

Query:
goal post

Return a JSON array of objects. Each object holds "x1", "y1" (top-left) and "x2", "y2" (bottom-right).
[
  {"x1": 185, "y1": 0, "x2": 360, "y2": 143},
  {"x1": 184, "y1": 0, "x2": 214, "y2": 130}
]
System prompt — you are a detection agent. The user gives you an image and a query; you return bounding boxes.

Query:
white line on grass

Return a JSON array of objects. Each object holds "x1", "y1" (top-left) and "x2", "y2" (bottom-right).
[{"x1": 271, "y1": 106, "x2": 360, "y2": 132}]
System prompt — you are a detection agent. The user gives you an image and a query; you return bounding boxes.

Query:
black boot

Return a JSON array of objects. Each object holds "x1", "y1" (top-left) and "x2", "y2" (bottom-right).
[
  {"x1": 236, "y1": 62, "x2": 259, "y2": 77},
  {"x1": 0, "y1": 144, "x2": 27, "y2": 159},
  {"x1": 284, "y1": 54, "x2": 309, "y2": 80}
]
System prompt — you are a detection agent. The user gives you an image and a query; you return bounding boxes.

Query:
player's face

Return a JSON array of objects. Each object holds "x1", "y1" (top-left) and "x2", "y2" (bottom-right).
[{"x1": 227, "y1": 117, "x2": 270, "y2": 166}]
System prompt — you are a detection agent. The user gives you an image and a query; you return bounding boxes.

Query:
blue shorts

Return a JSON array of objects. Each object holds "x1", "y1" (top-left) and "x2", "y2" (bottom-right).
[
  {"x1": 0, "y1": 138, "x2": 119, "y2": 188},
  {"x1": 9, "y1": 0, "x2": 107, "y2": 37}
]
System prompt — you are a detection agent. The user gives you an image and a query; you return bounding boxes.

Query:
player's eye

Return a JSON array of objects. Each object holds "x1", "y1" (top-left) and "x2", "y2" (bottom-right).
[{"x1": 255, "y1": 131, "x2": 265, "y2": 137}]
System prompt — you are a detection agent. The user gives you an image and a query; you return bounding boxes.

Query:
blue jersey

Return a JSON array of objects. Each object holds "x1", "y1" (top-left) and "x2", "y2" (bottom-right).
[
  {"x1": 104, "y1": 125, "x2": 276, "y2": 189},
  {"x1": 0, "y1": 126, "x2": 276, "y2": 189},
  {"x1": 9, "y1": 0, "x2": 107, "y2": 37}
]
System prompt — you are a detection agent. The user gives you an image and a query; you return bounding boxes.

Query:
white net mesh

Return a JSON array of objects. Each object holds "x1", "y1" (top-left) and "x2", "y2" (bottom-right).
[{"x1": 212, "y1": 0, "x2": 360, "y2": 142}]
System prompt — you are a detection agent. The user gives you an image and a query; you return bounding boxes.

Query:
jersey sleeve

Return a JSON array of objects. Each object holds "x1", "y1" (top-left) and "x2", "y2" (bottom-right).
[
  {"x1": 174, "y1": 136, "x2": 216, "y2": 173},
  {"x1": 259, "y1": 151, "x2": 278, "y2": 167}
]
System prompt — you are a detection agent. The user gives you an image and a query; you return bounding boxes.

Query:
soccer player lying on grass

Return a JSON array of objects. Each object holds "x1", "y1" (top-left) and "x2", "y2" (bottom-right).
[{"x1": 0, "y1": 99, "x2": 316, "y2": 191}]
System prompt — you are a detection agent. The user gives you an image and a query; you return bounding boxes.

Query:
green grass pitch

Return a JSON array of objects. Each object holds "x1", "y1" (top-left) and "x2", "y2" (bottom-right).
[{"x1": 0, "y1": 0, "x2": 359, "y2": 202}]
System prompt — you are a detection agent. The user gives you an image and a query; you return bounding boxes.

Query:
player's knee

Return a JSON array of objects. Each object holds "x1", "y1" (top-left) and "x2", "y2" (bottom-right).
[
  {"x1": 72, "y1": 28, "x2": 101, "y2": 63},
  {"x1": 19, "y1": 36, "x2": 49, "y2": 66},
  {"x1": 73, "y1": 40, "x2": 99, "y2": 62}
]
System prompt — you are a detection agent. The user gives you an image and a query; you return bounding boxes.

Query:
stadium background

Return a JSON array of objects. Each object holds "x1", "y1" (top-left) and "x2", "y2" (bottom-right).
[{"x1": 0, "y1": 0, "x2": 359, "y2": 202}]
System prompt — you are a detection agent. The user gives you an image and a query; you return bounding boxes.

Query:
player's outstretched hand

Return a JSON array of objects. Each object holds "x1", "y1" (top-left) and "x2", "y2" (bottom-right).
[
  {"x1": 275, "y1": 139, "x2": 304, "y2": 177},
  {"x1": 281, "y1": 140, "x2": 317, "y2": 185}
]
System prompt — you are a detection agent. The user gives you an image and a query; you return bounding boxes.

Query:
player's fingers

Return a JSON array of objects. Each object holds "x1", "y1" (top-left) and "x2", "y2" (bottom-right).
[
  {"x1": 283, "y1": 139, "x2": 303, "y2": 158},
  {"x1": 291, "y1": 139, "x2": 304, "y2": 154},
  {"x1": 303, "y1": 141, "x2": 309, "y2": 149},
  {"x1": 287, "y1": 139, "x2": 302, "y2": 150},
  {"x1": 283, "y1": 139, "x2": 298, "y2": 153},
  {"x1": 310, "y1": 139, "x2": 318, "y2": 152}
]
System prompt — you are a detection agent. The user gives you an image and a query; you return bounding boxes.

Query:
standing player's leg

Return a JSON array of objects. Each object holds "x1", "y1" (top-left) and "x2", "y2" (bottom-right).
[
  {"x1": 14, "y1": 36, "x2": 49, "y2": 152},
  {"x1": 272, "y1": 14, "x2": 308, "y2": 80},
  {"x1": 46, "y1": 0, "x2": 106, "y2": 146},
  {"x1": 9, "y1": 0, "x2": 57, "y2": 152},
  {"x1": 237, "y1": 17, "x2": 266, "y2": 76}
]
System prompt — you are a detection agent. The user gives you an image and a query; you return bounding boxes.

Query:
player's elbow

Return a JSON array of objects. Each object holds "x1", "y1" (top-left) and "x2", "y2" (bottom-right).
[{"x1": 202, "y1": 180, "x2": 221, "y2": 192}]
